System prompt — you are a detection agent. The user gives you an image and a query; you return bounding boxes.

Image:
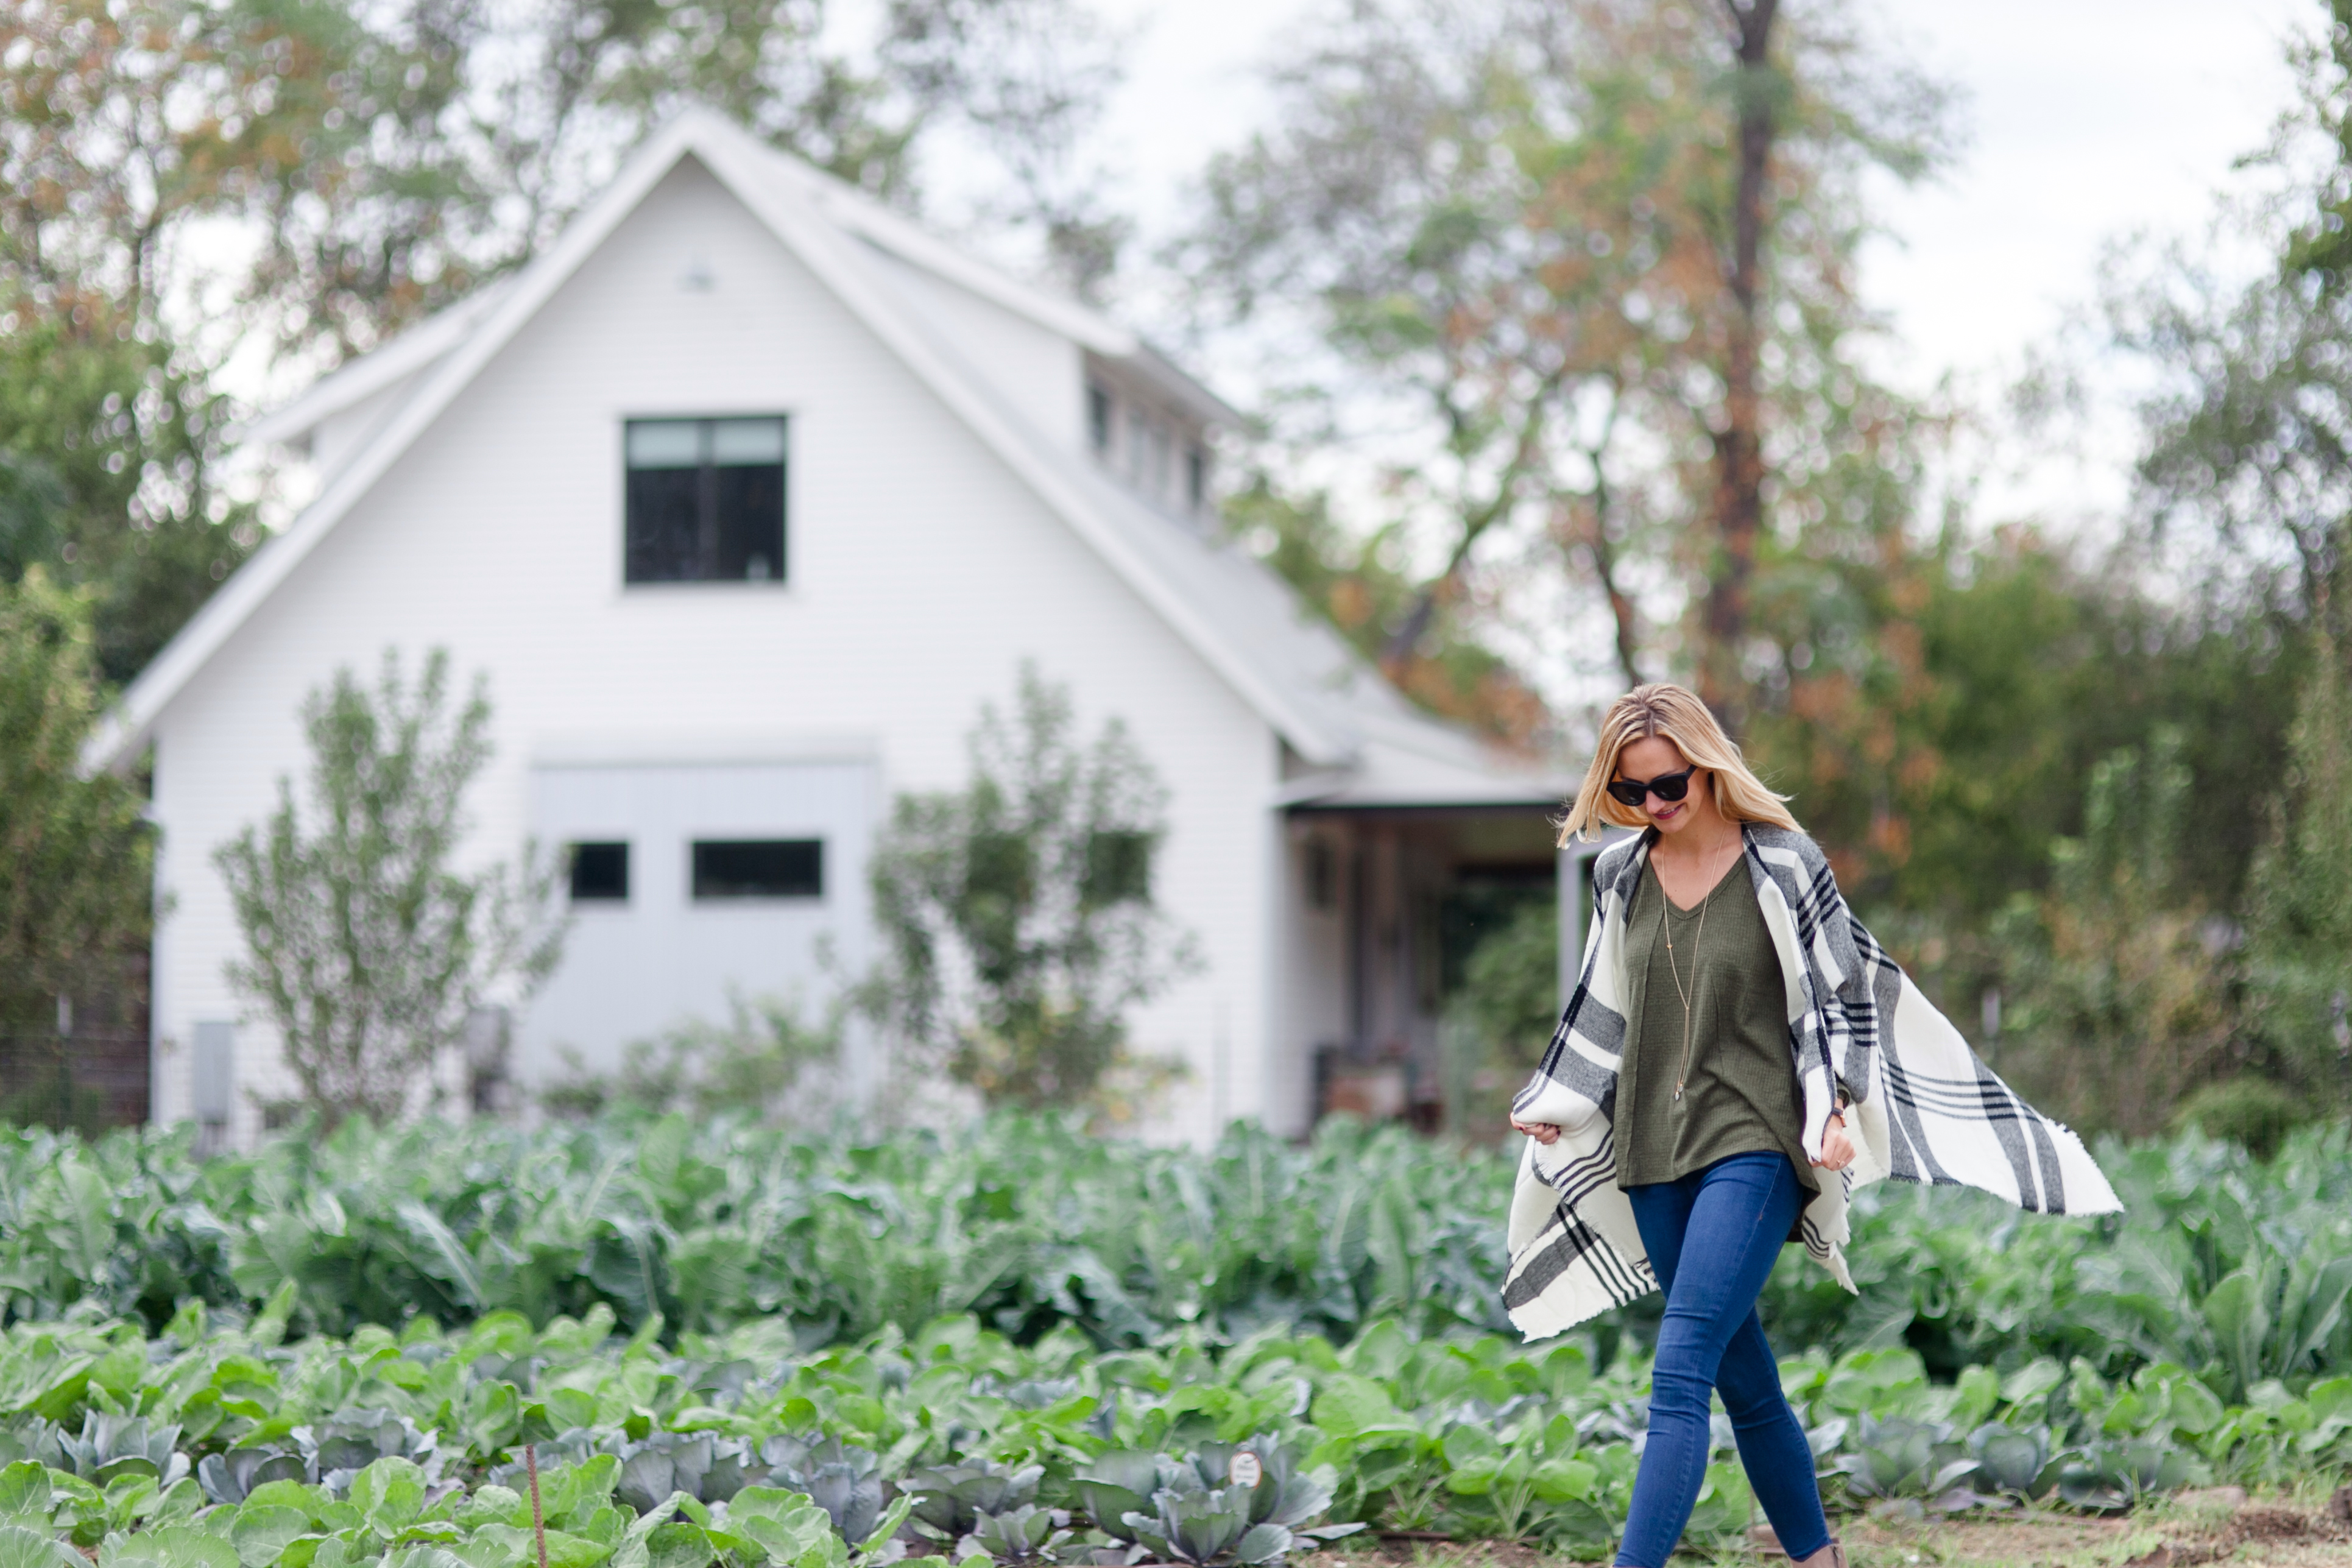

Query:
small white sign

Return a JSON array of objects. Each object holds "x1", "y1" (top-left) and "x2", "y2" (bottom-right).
[{"x1": 1228, "y1": 1452, "x2": 1263, "y2": 1489}]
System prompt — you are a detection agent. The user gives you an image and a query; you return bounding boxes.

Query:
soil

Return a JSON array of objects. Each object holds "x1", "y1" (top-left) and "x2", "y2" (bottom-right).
[{"x1": 1293, "y1": 1486, "x2": 2352, "y2": 1568}]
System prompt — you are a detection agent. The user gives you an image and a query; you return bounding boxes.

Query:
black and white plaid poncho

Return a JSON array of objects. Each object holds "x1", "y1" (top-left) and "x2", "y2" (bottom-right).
[{"x1": 1502, "y1": 822, "x2": 2121, "y2": 1341}]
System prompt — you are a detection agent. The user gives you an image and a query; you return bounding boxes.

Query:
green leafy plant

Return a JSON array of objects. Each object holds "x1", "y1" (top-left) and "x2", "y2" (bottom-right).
[
  {"x1": 1118, "y1": 1481, "x2": 1282, "y2": 1567},
  {"x1": 0, "y1": 569, "x2": 154, "y2": 1035},
  {"x1": 904, "y1": 1459, "x2": 1044, "y2": 1545},
  {"x1": 1832, "y1": 1415, "x2": 1977, "y2": 1504},
  {"x1": 858, "y1": 665, "x2": 1199, "y2": 1115},
  {"x1": 213, "y1": 648, "x2": 568, "y2": 1127},
  {"x1": 958, "y1": 1503, "x2": 1073, "y2": 1563},
  {"x1": 50, "y1": 1415, "x2": 186, "y2": 1489}
]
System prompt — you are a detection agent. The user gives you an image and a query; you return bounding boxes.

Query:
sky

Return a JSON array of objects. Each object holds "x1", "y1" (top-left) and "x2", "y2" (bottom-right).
[{"x1": 1075, "y1": 0, "x2": 2318, "y2": 524}]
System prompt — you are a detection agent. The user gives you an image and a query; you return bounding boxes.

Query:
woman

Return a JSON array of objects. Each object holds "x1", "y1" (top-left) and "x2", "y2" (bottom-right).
[{"x1": 1503, "y1": 685, "x2": 2119, "y2": 1568}]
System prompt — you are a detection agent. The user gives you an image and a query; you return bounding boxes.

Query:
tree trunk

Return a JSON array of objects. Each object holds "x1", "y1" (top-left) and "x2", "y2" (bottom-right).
[{"x1": 1701, "y1": 0, "x2": 1779, "y2": 726}]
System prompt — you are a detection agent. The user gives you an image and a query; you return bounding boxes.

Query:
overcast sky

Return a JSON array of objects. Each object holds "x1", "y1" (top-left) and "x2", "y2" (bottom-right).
[{"x1": 1078, "y1": 0, "x2": 2318, "y2": 523}]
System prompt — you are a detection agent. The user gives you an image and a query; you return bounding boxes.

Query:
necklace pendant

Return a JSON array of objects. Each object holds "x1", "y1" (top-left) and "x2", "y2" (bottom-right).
[{"x1": 1672, "y1": 1085, "x2": 1683, "y2": 1102}]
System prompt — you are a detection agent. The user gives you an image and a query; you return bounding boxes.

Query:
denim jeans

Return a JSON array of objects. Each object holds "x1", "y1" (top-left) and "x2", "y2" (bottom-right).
[{"x1": 1612, "y1": 1151, "x2": 1832, "y2": 1567}]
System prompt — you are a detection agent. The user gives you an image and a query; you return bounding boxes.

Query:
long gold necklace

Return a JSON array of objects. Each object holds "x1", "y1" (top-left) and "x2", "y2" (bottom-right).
[{"x1": 1657, "y1": 834, "x2": 1740, "y2": 1103}]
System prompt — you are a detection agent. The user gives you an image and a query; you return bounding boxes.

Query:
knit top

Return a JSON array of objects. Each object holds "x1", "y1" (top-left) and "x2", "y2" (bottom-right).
[{"x1": 1615, "y1": 855, "x2": 1817, "y2": 1193}]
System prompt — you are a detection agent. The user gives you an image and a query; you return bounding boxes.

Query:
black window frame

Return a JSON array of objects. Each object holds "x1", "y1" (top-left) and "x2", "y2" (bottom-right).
[
  {"x1": 623, "y1": 415, "x2": 789, "y2": 586},
  {"x1": 1086, "y1": 383, "x2": 1113, "y2": 456},
  {"x1": 567, "y1": 841, "x2": 631, "y2": 903},
  {"x1": 690, "y1": 838, "x2": 825, "y2": 901}
]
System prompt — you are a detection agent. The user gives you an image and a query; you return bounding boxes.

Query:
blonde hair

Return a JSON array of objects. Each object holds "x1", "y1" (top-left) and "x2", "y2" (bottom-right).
[{"x1": 1557, "y1": 683, "x2": 1799, "y2": 845}]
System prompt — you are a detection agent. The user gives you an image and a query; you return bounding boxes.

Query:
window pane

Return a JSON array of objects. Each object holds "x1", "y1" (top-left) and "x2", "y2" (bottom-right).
[
  {"x1": 711, "y1": 417, "x2": 786, "y2": 464},
  {"x1": 692, "y1": 839, "x2": 822, "y2": 899},
  {"x1": 624, "y1": 416, "x2": 788, "y2": 585},
  {"x1": 568, "y1": 842, "x2": 629, "y2": 902},
  {"x1": 1087, "y1": 383, "x2": 1112, "y2": 454},
  {"x1": 626, "y1": 467, "x2": 705, "y2": 581},
  {"x1": 1082, "y1": 830, "x2": 1153, "y2": 908},
  {"x1": 714, "y1": 462, "x2": 785, "y2": 581},
  {"x1": 626, "y1": 420, "x2": 702, "y2": 468}
]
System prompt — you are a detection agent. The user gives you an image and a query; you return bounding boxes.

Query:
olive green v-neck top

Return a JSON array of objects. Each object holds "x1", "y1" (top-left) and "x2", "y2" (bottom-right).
[{"x1": 1616, "y1": 853, "x2": 1818, "y2": 1193}]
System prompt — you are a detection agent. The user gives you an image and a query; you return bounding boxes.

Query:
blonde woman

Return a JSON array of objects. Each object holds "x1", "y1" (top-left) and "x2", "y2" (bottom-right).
[{"x1": 1503, "y1": 684, "x2": 2119, "y2": 1568}]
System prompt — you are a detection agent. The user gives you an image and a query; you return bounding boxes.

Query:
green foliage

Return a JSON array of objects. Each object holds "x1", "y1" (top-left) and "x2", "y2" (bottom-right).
[
  {"x1": 212, "y1": 649, "x2": 567, "y2": 1127},
  {"x1": 540, "y1": 995, "x2": 839, "y2": 1125},
  {"x1": 0, "y1": 568, "x2": 154, "y2": 1028},
  {"x1": 2242, "y1": 636, "x2": 2352, "y2": 1110},
  {"x1": 0, "y1": 1121, "x2": 2345, "y2": 1554},
  {"x1": 1435, "y1": 897, "x2": 1558, "y2": 1142},
  {"x1": 1218, "y1": 478, "x2": 1546, "y2": 749},
  {"x1": 861, "y1": 666, "x2": 1198, "y2": 1114},
  {"x1": 0, "y1": 1112, "x2": 1517, "y2": 1344},
  {"x1": 9, "y1": 1109, "x2": 2352, "y2": 1427},
  {"x1": 1757, "y1": 1123, "x2": 2352, "y2": 1407},
  {"x1": 1182, "y1": 0, "x2": 1952, "y2": 726},
  {"x1": 2171, "y1": 1079, "x2": 2312, "y2": 1160},
  {"x1": 1988, "y1": 728, "x2": 2236, "y2": 1136},
  {"x1": 0, "y1": 309, "x2": 254, "y2": 685},
  {"x1": 1444, "y1": 901, "x2": 1558, "y2": 1075}
]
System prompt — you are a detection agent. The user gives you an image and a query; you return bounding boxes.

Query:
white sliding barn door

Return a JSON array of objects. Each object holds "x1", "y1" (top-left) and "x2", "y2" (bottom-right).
[{"x1": 523, "y1": 754, "x2": 878, "y2": 1098}]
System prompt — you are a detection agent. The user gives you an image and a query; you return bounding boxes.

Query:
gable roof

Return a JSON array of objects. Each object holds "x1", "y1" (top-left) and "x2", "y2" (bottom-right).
[{"x1": 88, "y1": 108, "x2": 1561, "y2": 807}]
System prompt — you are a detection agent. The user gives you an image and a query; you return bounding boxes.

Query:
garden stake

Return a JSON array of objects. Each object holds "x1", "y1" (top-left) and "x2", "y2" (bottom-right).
[{"x1": 526, "y1": 1442, "x2": 549, "y2": 1568}]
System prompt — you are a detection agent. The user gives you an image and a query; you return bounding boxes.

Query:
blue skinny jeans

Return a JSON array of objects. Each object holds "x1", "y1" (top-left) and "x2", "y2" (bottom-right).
[{"x1": 1613, "y1": 1151, "x2": 1832, "y2": 1567}]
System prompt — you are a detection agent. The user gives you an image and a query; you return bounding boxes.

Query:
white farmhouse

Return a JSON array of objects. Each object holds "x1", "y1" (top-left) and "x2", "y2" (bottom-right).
[{"x1": 88, "y1": 109, "x2": 1569, "y2": 1146}]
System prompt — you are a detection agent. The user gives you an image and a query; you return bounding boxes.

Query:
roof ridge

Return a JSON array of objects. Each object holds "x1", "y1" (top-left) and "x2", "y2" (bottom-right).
[{"x1": 86, "y1": 109, "x2": 1355, "y2": 772}]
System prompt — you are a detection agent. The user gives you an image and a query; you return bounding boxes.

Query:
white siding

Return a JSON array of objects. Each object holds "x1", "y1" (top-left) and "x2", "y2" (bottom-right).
[{"x1": 147, "y1": 156, "x2": 1280, "y2": 1145}]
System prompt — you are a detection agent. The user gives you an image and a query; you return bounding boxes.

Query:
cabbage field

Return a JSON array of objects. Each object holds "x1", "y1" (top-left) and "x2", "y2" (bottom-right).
[{"x1": 0, "y1": 1113, "x2": 2345, "y2": 1566}]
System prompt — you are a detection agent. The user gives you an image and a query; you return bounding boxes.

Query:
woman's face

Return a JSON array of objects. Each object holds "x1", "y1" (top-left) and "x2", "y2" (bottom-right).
[{"x1": 1614, "y1": 735, "x2": 1709, "y2": 836}]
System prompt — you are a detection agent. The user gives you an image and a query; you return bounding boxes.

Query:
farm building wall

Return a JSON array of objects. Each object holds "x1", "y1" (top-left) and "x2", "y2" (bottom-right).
[{"x1": 144, "y1": 154, "x2": 1284, "y2": 1147}]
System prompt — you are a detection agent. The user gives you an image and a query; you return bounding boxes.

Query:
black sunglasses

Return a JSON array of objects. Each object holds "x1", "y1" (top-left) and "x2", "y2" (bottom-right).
[{"x1": 1607, "y1": 765, "x2": 1699, "y2": 808}]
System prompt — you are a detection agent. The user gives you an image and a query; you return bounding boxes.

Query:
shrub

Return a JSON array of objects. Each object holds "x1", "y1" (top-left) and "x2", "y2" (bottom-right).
[
  {"x1": 213, "y1": 648, "x2": 567, "y2": 1126},
  {"x1": 860, "y1": 665, "x2": 1198, "y2": 1115},
  {"x1": 2169, "y1": 1077, "x2": 2312, "y2": 1160}
]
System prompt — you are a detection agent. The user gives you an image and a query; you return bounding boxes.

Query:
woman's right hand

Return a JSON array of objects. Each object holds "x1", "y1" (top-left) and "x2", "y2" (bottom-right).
[{"x1": 1510, "y1": 1117, "x2": 1562, "y2": 1145}]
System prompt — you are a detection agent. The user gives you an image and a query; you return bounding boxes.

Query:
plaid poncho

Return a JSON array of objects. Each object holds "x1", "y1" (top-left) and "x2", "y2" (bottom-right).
[{"x1": 1503, "y1": 823, "x2": 2121, "y2": 1341}]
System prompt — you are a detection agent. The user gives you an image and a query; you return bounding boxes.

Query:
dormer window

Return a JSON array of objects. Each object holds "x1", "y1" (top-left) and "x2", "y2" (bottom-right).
[
  {"x1": 1087, "y1": 383, "x2": 1112, "y2": 456},
  {"x1": 625, "y1": 417, "x2": 787, "y2": 584},
  {"x1": 1083, "y1": 367, "x2": 1210, "y2": 517}
]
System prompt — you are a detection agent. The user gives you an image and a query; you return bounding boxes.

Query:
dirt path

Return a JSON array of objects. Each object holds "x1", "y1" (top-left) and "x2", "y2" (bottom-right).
[{"x1": 1299, "y1": 1486, "x2": 2352, "y2": 1568}]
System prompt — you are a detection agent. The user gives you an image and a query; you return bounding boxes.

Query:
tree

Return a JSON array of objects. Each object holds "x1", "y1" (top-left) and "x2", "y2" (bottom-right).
[
  {"x1": 0, "y1": 297, "x2": 256, "y2": 683},
  {"x1": 878, "y1": 0, "x2": 1133, "y2": 300},
  {"x1": 2122, "y1": 252, "x2": 2352, "y2": 646},
  {"x1": 2241, "y1": 635, "x2": 2352, "y2": 1108},
  {"x1": 0, "y1": 0, "x2": 1131, "y2": 688},
  {"x1": 214, "y1": 648, "x2": 565, "y2": 1126},
  {"x1": 0, "y1": 568, "x2": 154, "y2": 1025},
  {"x1": 861, "y1": 665, "x2": 1197, "y2": 1112},
  {"x1": 1181, "y1": 0, "x2": 1951, "y2": 724},
  {"x1": 1221, "y1": 476, "x2": 1550, "y2": 748},
  {"x1": 1989, "y1": 729, "x2": 2236, "y2": 1137}
]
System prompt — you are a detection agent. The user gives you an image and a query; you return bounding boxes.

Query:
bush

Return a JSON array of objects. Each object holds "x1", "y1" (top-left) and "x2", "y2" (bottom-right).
[
  {"x1": 213, "y1": 648, "x2": 567, "y2": 1126},
  {"x1": 2169, "y1": 1078, "x2": 2313, "y2": 1160},
  {"x1": 540, "y1": 992, "x2": 840, "y2": 1123}
]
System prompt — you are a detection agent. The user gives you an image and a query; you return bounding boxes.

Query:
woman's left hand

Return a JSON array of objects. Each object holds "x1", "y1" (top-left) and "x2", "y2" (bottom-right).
[{"x1": 1812, "y1": 1113, "x2": 1855, "y2": 1172}]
